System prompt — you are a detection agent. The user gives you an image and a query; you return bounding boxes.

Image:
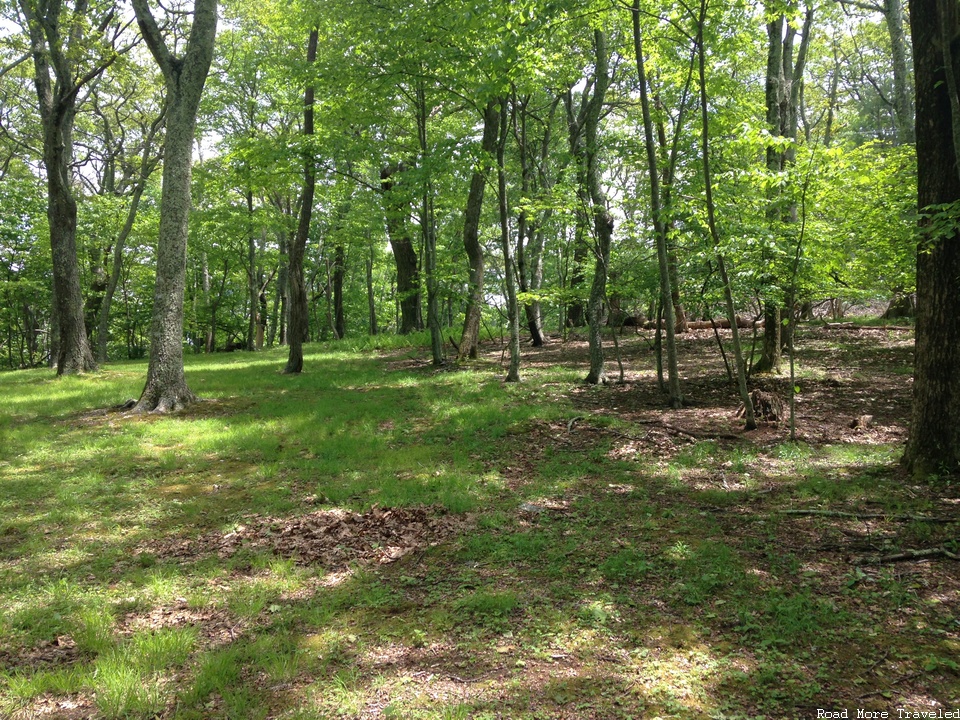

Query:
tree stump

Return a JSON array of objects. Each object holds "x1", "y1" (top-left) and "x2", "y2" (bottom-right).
[{"x1": 738, "y1": 389, "x2": 784, "y2": 422}]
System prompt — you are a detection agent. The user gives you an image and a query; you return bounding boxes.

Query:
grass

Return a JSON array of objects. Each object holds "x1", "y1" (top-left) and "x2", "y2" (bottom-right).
[{"x1": 0, "y1": 331, "x2": 957, "y2": 718}]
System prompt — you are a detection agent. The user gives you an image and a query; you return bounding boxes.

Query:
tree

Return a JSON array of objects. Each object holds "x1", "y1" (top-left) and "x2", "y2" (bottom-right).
[
  {"x1": 581, "y1": 29, "x2": 614, "y2": 386},
  {"x1": 283, "y1": 26, "x2": 318, "y2": 375},
  {"x1": 132, "y1": 0, "x2": 217, "y2": 411},
  {"x1": 631, "y1": 0, "x2": 683, "y2": 405},
  {"x1": 901, "y1": 0, "x2": 960, "y2": 477},
  {"x1": 17, "y1": 0, "x2": 128, "y2": 374},
  {"x1": 457, "y1": 98, "x2": 500, "y2": 360},
  {"x1": 755, "y1": 1, "x2": 813, "y2": 374}
]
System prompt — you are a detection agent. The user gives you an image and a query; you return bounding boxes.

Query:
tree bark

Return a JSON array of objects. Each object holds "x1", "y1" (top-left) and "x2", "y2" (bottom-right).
[
  {"x1": 132, "y1": 0, "x2": 217, "y2": 410},
  {"x1": 19, "y1": 0, "x2": 103, "y2": 375},
  {"x1": 696, "y1": 0, "x2": 755, "y2": 429},
  {"x1": 902, "y1": 0, "x2": 960, "y2": 478},
  {"x1": 333, "y1": 243, "x2": 345, "y2": 340},
  {"x1": 380, "y1": 164, "x2": 422, "y2": 334},
  {"x1": 497, "y1": 99, "x2": 521, "y2": 382},
  {"x1": 458, "y1": 99, "x2": 500, "y2": 360},
  {"x1": 415, "y1": 78, "x2": 444, "y2": 365},
  {"x1": 756, "y1": 5, "x2": 813, "y2": 375},
  {"x1": 283, "y1": 28, "x2": 319, "y2": 374},
  {"x1": 95, "y1": 111, "x2": 163, "y2": 363},
  {"x1": 632, "y1": 1, "x2": 682, "y2": 404},
  {"x1": 885, "y1": 0, "x2": 915, "y2": 145},
  {"x1": 366, "y1": 240, "x2": 378, "y2": 335},
  {"x1": 583, "y1": 30, "x2": 614, "y2": 386}
]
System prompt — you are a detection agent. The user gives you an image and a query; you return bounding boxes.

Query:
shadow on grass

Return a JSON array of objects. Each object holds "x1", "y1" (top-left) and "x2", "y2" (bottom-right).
[{"x1": 1, "y1": 335, "x2": 957, "y2": 719}]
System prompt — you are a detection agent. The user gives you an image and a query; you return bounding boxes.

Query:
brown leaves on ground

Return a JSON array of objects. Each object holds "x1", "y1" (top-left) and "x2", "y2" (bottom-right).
[{"x1": 152, "y1": 505, "x2": 472, "y2": 569}]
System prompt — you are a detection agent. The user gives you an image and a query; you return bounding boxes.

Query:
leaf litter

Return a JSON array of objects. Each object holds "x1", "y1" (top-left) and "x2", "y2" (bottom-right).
[{"x1": 150, "y1": 504, "x2": 473, "y2": 569}]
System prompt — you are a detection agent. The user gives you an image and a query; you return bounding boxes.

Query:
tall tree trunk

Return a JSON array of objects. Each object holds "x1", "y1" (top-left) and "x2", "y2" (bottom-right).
[
  {"x1": 283, "y1": 28, "x2": 318, "y2": 374},
  {"x1": 366, "y1": 239, "x2": 378, "y2": 336},
  {"x1": 20, "y1": 0, "x2": 99, "y2": 375},
  {"x1": 96, "y1": 109, "x2": 162, "y2": 364},
  {"x1": 497, "y1": 99, "x2": 521, "y2": 382},
  {"x1": 885, "y1": 0, "x2": 914, "y2": 145},
  {"x1": 583, "y1": 30, "x2": 614, "y2": 386},
  {"x1": 458, "y1": 99, "x2": 500, "y2": 360},
  {"x1": 380, "y1": 164, "x2": 422, "y2": 334},
  {"x1": 902, "y1": 0, "x2": 960, "y2": 478},
  {"x1": 416, "y1": 78, "x2": 444, "y2": 365},
  {"x1": 244, "y1": 190, "x2": 257, "y2": 350},
  {"x1": 333, "y1": 243, "x2": 345, "y2": 340},
  {"x1": 696, "y1": 0, "x2": 755, "y2": 429},
  {"x1": 632, "y1": 0, "x2": 682, "y2": 404},
  {"x1": 756, "y1": 5, "x2": 812, "y2": 375},
  {"x1": 132, "y1": 0, "x2": 216, "y2": 410}
]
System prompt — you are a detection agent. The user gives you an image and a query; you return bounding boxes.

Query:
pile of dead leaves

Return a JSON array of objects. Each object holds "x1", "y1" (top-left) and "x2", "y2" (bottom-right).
[{"x1": 214, "y1": 504, "x2": 471, "y2": 568}]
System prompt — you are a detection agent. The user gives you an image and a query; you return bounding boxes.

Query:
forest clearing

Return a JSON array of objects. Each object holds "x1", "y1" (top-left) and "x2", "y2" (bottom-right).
[
  {"x1": 1, "y1": 326, "x2": 957, "y2": 719},
  {"x1": 3, "y1": 0, "x2": 960, "y2": 715}
]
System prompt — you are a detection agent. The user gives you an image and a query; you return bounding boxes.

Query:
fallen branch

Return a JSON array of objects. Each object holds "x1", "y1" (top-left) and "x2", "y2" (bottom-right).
[
  {"x1": 576, "y1": 417, "x2": 740, "y2": 441},
  {"x1": 821, "y1": 323, "x2": 913, "y2": 331},
  {"x1": 853, "y1": 546, "x2": 960, "y2": 565},
  {"x1": 782, "y1": 509, "x2": 957, "y2": 523}
]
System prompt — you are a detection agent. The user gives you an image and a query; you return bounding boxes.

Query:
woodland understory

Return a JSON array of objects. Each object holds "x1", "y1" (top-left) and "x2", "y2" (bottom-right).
[{"x1": 0, "y1": 325, "x2": 956, "y2": 719}]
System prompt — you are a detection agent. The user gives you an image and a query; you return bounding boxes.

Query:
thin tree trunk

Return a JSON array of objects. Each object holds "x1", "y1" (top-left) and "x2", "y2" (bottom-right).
[
  {"x1": 333, "y1": 243, "x2": 345, "y2": 340},
  {"x1": 583, "y1": 30, "x2": 614, "y2": 386},
  {"x1": 416, "y1": 78, "x2": 444, "y2": 365},
  {"x1": 366, "y1": 239, "x2": 378, "y2": 336},
  {"x1": 283, "y1": 28, "x2": 318, "y2": 374},
  {"x1": 632, "y1": 0, "x2": 682, "y2": 405},
  {"x1": 458, "y1": 99, "x2": 500, "y2": 360},
  {"x1": 696, "y1": 0, "x2": 755, "y2": 429},
  {"x1": 380, "y1": 164, "x2": 422, "y2": 334},
  {"x1": 497, "y1": 99, "x2": 521, "y2": 382}
]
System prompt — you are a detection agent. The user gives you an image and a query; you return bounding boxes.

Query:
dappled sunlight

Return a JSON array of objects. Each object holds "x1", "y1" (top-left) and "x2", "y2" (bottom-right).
[{"x1": 3, "y1": 330, "x2": 957, "y2": 717}]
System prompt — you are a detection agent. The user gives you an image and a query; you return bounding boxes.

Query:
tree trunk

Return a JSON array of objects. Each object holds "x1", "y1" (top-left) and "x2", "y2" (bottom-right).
[
  {"x1": 902, "y1": 0, "x2": 960, "y2": 478},
  {"x1": 497, "y1": 99, "x2": 521, "y2": 382},
  {"x1": 96, "y1": 172, "x2": 153, "y2": 363},
  {"x1": 885, "y1": 0, "x2": 914, "y2": 145},
  {"x1": 583, "y1": 30, "x2": 614, "y2": 386},
  {"x1": 366, "y1": 240, "x2": 378, "y2": 335},
  {"x1": 458, "y1": 99, "x2": 500, "y2": 360},
  {"x1": 246, "y1": 189, "x2": 257, "y2": 351},
  {"x1": 757, "y1": 5, "x2": 812, "y2": 375},
  {"x1": 415, "y1": 78, "x2": 444, "y2": 365},
  {"x1": 333, "y1": 243, "x2": 345, "y2": 340},
  {"x1": 131, "y1": 0, "x2": 217, "y2": 410},
  {"x1": 380, "y1": 164, "x2": 422, "y2": 334},
  {"x1": 696, "y1": 0, "x2": 755, "y2": 429},
  {"x1": 20, "y1": 0, "x2": 98, "y2": 375},
  {"x1": 283, "y1": 28, "x2": 319, "y2": 374},
  {"x1": 632, "y1": 0, "x2": 682, "y2": 404}
]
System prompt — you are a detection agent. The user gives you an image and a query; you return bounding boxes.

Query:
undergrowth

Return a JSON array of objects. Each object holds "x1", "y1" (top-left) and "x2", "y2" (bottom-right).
[{"x1": 0, "y1": 331, "x2": 956, "y2": 719}]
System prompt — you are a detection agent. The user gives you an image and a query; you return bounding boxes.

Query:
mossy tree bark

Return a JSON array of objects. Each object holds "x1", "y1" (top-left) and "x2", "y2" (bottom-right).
[
  {"x1": 131, "y1": 0, "x2": 216, "y2": 409},
  {"x1": 19, "y1": 0, "x2": 115, "y2": 375}
]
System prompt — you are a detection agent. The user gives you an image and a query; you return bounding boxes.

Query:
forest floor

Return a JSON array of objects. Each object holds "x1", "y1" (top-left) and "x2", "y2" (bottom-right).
[{"x1": 0, "y1": 323, "x2": 957, "y2": 719}]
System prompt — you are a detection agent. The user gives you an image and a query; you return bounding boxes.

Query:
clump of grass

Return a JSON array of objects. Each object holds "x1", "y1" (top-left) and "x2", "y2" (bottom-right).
[
  {"x1": 599, "y1": 548, "x2": 651, "y2": 584},
  {"x1": 454, "y1": 591, "x2": 520, "y2": 619}
]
